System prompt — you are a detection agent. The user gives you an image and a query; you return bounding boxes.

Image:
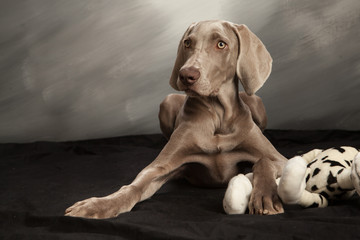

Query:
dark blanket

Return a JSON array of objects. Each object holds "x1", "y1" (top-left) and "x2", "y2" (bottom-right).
[{"x1": 1, "y1": 130, "x2": 360, "y2": 240}]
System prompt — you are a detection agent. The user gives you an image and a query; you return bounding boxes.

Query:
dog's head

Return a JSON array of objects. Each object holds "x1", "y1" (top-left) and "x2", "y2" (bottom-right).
[{"x1": 169, "y1": 20, "x2": 272, "y2": 96}]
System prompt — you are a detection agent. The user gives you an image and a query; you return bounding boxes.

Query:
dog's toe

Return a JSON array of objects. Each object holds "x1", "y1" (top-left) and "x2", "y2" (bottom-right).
[
  {"x1": 249, "y1": 188, "x2": 284, "y2": 215},
  {"x1": 263, "y1": 194, "x2": 284, "y2": 215},
  {"x1": 64, "y1": 197, "x2": 107, "y2": 219}
]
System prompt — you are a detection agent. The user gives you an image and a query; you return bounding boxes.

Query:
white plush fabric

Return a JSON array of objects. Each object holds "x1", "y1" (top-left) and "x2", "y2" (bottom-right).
[{"x1": 278, "y1": 156, "x2": 308, "y2": 204}]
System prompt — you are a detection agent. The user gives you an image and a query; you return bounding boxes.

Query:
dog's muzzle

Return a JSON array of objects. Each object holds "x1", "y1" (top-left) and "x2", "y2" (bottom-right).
[{"x1": 179, "y1": 67, "x2": 200, "y2": 86}]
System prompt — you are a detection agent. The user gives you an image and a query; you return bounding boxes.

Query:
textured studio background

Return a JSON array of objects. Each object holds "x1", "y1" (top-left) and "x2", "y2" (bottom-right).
[{"x1": 0, "y1": 0, "x2": 360, "y2": 142}]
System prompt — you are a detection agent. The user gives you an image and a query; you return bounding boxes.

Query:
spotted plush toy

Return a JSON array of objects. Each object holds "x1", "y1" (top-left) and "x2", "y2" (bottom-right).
[{"x1": 223, "y1": 146, "x2": 360, "y2": 214}]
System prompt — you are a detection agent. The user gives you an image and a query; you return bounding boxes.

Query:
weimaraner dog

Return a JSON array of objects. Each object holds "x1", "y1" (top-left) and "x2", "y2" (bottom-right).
[{"x1": 65, "y1": 20, "x2": 288, "y2": 218}]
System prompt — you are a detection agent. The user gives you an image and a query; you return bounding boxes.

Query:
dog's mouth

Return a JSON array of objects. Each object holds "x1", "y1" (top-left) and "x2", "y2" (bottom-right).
[
  {"x1": 185, "y1": 89, "x2": 200, "y2": 97},
  {"x1": 179, "y1": 78, "x2": 214, "y2": 97},
  {"x1": 184, "y1": 86, "x2": 219, "y2": 97}
]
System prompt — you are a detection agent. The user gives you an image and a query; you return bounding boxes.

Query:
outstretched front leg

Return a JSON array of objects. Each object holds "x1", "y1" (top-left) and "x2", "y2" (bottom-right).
[{"x1": 65, "y1": 128, "x2": 191, "y2": 219}]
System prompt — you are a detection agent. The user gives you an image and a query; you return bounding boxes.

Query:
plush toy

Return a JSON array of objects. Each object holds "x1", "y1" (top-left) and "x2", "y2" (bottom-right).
[{"x1": 223, "y1": 146, "x2": 360, "y2": 214}]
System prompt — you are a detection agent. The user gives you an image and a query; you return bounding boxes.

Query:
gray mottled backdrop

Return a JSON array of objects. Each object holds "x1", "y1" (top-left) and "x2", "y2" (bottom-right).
[{"x1": 1, "y1": 0, "x2": 359, "y2": 142}]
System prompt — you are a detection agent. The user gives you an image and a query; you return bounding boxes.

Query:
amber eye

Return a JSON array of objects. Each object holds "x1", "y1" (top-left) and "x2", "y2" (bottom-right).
[
  {"x1": 217, "y1": 41, "x2": 227, "y2": 49},
  {"x1": 184, "y1": 39, "x2": 191, "y2": 48}
]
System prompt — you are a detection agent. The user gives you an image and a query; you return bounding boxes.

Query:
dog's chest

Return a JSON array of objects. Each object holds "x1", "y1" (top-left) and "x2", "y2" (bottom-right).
[
  {"x1": 196, "y1": 143, "x2": 252, "y2": 184},
  {"x1": 185, "y1": 152, "x2": 243, "y2": 186}
]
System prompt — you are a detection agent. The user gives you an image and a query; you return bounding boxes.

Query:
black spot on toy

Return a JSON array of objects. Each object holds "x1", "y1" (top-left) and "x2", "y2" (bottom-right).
[
  {"x1": 323, "y1": 160, "x2": 345, "y2": 168},
  {"x1": 345, "y1": 160, "x2": 351, "y2": 167},
  {"x1": 312, "y1": 168, "x2": 321, "y2": 177},
  {"x1": 309, "y1": 202, "x2": 319, "y2": 208},
  {"x1": 320, "y1": 191, "x2": 329, "y2": 199},
  {"x1": 326, "y1": 185, "x2": 335, "y2": 192},
  {"x1": 311, "y1": 185, "x2": 318, "y2": 191},
  {"x1": 333, "y1": 147, "x2": 345, "y2": 153},
  {"x1": 327, "y1": 171, "x2": 337, "y2": 185},
  {"x1": 307, "y1": 159, "x2": 317, "y2": 168}
]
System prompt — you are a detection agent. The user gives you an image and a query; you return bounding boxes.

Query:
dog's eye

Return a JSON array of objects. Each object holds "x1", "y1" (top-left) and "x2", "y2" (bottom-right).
[
  {"x1": 217, "y1": 41, "x2": 227, "y2": 49},
  {"x1": 184, "y1": 39, "x2": 191, "y2": 48}
]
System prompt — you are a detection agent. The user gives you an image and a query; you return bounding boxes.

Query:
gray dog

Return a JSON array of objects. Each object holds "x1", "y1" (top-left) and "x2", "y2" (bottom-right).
[{"x1": 66, "y1": 20, "x2": 287, "y2": 219}]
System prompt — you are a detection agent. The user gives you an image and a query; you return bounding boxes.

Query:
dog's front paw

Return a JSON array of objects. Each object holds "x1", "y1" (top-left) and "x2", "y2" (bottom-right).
[
  {"x1": 65, "y1": 186, "x2": 139, "y2": 219},
  {"x1": 65, "y1": 196, "x2": 122, "y2": 219},
  {"x1": 248, "y1": 184, "x2": 284, "y2": 215}
]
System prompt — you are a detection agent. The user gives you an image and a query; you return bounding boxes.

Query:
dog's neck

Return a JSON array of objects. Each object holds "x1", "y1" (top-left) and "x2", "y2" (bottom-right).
[
  {"x1": 215, "y1": 79, "x2": 246, "y2": 121},
  {"x1": 186, "y1": 79, "x2": 249, "y2": 126}
]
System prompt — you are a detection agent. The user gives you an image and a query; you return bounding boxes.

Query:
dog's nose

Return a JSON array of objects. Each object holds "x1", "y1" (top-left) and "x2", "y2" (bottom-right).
[{"x1": 179, "y1": 67, "x2": 200, "y2": 86}]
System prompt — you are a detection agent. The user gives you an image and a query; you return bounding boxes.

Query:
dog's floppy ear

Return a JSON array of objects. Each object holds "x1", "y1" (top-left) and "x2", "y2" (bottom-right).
[
  {"x1": 169, "y1": 23, "x2": 197, "y2": 90},
  {"x1": 233, "y1": 24, "x2": 272, "y2": 95}
]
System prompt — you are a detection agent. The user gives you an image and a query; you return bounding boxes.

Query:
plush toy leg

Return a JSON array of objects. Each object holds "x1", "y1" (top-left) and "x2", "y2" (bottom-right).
[
  {"x1": 297, "y1": 190, "x2": 328, "y2": 208},
  {"x1": 223, "y1": 173, "x2": 253, "y2": 214},
  {"x1": 337, "y1": 168, "x2": 353, "y2": 189},
  {"x1": 278, "y1": 156, "x2": 308, "y2": 204},
  {"x1": 333, "y1": 167, "x2": 356, "y2": 200},
  {"x1": 351, "y1": 153, "x2": 360, "y2": 195}
]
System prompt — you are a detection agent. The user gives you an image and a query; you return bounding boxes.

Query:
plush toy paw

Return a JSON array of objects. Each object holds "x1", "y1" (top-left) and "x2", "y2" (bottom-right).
[
  {"x1": 223, "y1": 174, "x2": 253, "y2": 214},
  {"x1": 278, "y1": 156, "x2": 308, "y2": 204},
  {"x1": 351, "y1": 153, "x2": 360, "y2": 195}
]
